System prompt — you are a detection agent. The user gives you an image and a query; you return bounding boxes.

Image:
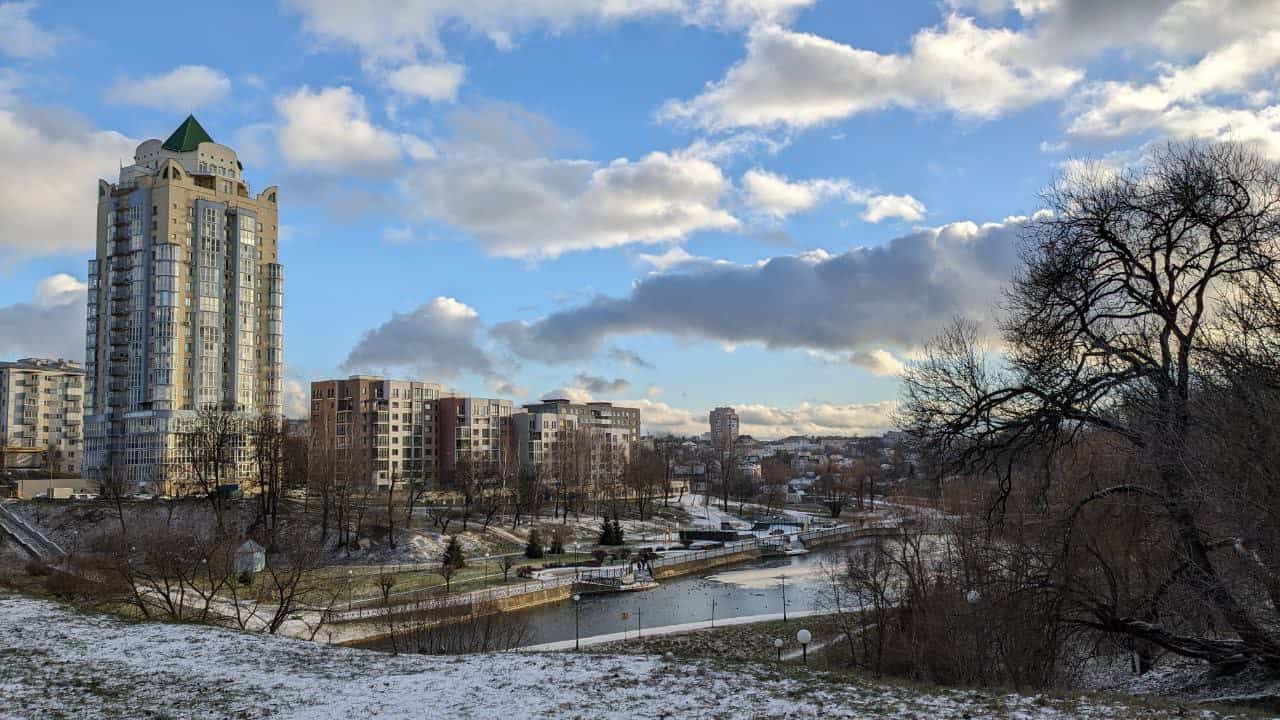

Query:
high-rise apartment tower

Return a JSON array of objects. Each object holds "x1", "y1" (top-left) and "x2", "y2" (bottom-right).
[{"x1": 84, "y1": 116, "x2": 283, "y2": 486}]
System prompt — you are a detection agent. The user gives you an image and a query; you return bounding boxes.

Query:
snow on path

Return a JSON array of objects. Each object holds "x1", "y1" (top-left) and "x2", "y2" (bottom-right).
[
  {"x1": 518, "y1": 610, "x2": 828, "y2": 652},
  {"x1": 0, "y1": 594, "x2": 1245, "y2": 720}
]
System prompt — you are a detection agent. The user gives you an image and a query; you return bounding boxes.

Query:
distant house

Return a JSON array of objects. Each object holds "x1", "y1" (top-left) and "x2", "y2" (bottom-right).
[{"x1": 235, "y1": 540, "x2": 266, "y2": 574}]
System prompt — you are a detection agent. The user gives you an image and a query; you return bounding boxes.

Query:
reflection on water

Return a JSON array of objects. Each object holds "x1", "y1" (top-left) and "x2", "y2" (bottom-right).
[{"x1": 506, "y1": 538, "x2": 874, "y2": 647}]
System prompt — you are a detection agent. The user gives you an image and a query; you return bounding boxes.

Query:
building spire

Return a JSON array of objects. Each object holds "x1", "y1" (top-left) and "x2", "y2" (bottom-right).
[{"x1": 161, "y1": 114, "x2": 214, "y2": 152}]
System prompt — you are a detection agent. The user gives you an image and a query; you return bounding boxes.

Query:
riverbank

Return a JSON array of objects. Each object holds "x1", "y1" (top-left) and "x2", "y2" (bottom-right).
[{"x1": 1, "y1": 593, "x2": 1262, "y2": 720}]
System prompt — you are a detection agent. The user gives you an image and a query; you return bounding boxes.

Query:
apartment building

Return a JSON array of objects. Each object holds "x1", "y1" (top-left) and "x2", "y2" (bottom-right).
[
  {"x1": 0, "y1": 359, "x2": 85, "y2": 473},
  {"x1": 515, "y1": 399, "x2": 641, "y2": 487},
  {"x1": 510, "y1": 409, "x2": 581, "y2": 468},
  {"x1": 310, "y1": 376, "x2": 442, "y2": 488},
  {"x1": 709, "y1": 406, "x2": 739, "y2": 452},
  {"x1": 436, "y1": 396, "x2": 514, "y2": 486},
  {"x1": 84, "y1": 116, "x2": 283, "y2": 486}
]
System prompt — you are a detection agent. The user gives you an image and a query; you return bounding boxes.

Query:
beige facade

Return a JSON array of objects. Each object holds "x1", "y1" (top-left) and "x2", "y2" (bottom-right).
[
  {"x1": 310, "y1": 376, "x2": 442, "y2": 488},
  {"x1": 516, "y1": 400, "x2": 641, "y2": 488},
  {"x1": 85, "y1": 116, "x2": 283, "y2": 487},
  {"x1": 0, "y1": 359, "x2": 85, "y2": 473},
  {"x1": 710, "y1": 406, "x2": 739, "y2": 451}
]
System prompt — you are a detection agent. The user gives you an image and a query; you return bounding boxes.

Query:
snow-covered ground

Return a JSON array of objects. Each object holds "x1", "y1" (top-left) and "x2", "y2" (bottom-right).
[{"x1": 0, "y1": 594, "x2": 1257, "y2": 719}]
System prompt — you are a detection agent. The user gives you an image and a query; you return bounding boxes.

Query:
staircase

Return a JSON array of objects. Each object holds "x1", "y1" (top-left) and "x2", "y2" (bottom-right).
[{"x1": 0, "y1": 502, "x2": 65, "y2": 561}]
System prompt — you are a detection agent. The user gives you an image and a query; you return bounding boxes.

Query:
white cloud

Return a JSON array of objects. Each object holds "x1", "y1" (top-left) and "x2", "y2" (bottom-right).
[
  {"x1": 105, "y1": 65, "x2": 231, "y2": 111},
  {"x1": 0, "y1": 274, "x2": 85, "y2": 361},
  {"x1": 403, "y1": 106, "x2": 739, "y2": 259},
  {"x1": 275, "y1": 86, "x2": 412, "y2": 175},
  {"x1": 0, "y1": 2, "x2": 56, "y2": 59},
  {"x1": 0, "y1": 104, "x2": 136, "y2": 261},
  {"x1": 282, "y1": 368, "x2": 310, "y2": 419},
  {"x1": 342, "y1": 296, "x2": 515, "y2": 390},
  {"x1": 847, "y1": 349, "x2": 907, "y2": 377},
  {"x1": 632, "y1": 398, "x2": 897, "y2": 438},
  {"x1": 661, "y1": 18, "x2": 1082, "y2": 130},
  {"x1": 736, "y1": 401, "x2": 897, "y2": 437},
  {"x1": 284, "y1": 0, "x2": 816, "y2": 63},
  {"x1": 635, "y1": 246, "x2": 707, "y2": 271},
  {"x1": 741, "y1": 169, "x2": 925, "y2": 223},
  {"x1": 1065, "y1": 30, "x2": 1280, "y2": 158},
  {"x1": 387, "y1": 62, "x2": 466, "y2": 102}
]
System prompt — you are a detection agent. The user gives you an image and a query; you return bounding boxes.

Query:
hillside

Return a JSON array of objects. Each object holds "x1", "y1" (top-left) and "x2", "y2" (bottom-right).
[{"x1": 0, "y1": 594, "x2": 1264, "y2": 720}]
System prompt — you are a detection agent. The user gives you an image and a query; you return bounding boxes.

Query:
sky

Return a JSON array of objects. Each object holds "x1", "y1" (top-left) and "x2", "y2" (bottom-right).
[{"x1": 1, "y1": 0, "x2": 1278, "y2": 438}]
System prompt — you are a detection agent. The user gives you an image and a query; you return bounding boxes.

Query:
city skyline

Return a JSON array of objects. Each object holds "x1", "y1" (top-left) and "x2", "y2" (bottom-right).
[{"x1": 2, "y1": 1, "x2": 1277, "y2": 439}]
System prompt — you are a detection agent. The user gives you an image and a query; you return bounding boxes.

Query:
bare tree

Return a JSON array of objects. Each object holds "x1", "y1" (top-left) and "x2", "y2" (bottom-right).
[
  {"x1": 180, "y1": 407, "x2": 244, "y2": 533},
  {"x1": 901, "y1": 143, "x2": 1280, "y2": 668}
]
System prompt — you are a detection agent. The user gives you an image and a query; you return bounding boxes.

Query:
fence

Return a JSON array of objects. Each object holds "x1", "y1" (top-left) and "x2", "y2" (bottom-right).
[
  {"x1": 325, "y1": 521, "x2": 910, "y2": 624},
  {"x1": 325, "y1": 575, "x2": 577, "y2": 623}
]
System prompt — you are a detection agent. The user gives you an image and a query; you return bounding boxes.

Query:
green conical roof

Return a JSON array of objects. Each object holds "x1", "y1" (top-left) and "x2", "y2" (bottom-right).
[{"x1": 161, "y1": 115, "x2": 213, "y2": 152}]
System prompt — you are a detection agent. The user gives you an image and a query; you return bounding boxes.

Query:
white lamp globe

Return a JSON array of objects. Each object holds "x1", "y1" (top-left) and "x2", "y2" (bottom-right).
[
  {"x1": 966, "y1": 589, "x2": 981, "y2": 605},
  {"x1": 773, "y1": 638, "x2": 783, "y2": 649},
  {"x1": 796, "y1": 629, "x2": 812, "y2": 645}
]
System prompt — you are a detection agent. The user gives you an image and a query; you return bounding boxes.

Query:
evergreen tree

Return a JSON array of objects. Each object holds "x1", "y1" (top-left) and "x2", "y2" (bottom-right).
[
  {"x1": 525, "y1": 528, "x2": 544, "y2": 559},
  {"x1": 442, "y1": 535, "x2": 466, "y2": 569},
  {"x1": 550, "y1": 529, "x2": 565, "y2": 555},
  {"x1": 612, "y1": 518, "x2": 625, "y2": 546},
  {"x1": 598, "y1": 522, "x2": 612, "y2": 546}
]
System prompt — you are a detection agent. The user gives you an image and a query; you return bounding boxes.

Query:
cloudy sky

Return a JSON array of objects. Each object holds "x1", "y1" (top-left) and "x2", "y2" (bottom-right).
[{"x1": 1, "y1": 0, "x2": 1277, "y2": 437}]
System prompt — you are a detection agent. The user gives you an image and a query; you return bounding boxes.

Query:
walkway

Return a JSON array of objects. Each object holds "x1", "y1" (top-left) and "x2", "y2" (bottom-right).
[
  {"x1": 518, "y1": 609, "x2": 829, "y2": 652},
  {"x1": 0, "y1": 501, "x2": 64, "y2": 561}
]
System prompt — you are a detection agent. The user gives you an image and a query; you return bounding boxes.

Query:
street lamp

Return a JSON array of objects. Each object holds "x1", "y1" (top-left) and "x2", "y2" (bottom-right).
[
  {"x1": 796, "y1": 628, "x2": 811, "y2": 664},
  {"x1": 573, "y1": 593, "x2": 582, "y2": 651},
  {"x1": 773, "y1": 638, "x2": 783, "y2": 661},
  {"x1": 778, "y1": 575, "x2": 788, "y2": 622}
]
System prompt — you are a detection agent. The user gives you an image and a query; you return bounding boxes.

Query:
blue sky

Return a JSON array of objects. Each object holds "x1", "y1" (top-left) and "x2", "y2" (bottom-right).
[{"x1": 1, "y1": 0, "x2": 1277, "y2": 436}]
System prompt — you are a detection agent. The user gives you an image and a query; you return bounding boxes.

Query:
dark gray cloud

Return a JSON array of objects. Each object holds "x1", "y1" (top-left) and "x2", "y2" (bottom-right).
[
  {"x1": 572, "y1": 372, "x2": 630, "y2": 396},
  {"x1": 493, "y1": 216, "x2": 1029, "y2": 363},
  {"x1": 607, "y1": 347, "x2": 654, "y2": 369}
]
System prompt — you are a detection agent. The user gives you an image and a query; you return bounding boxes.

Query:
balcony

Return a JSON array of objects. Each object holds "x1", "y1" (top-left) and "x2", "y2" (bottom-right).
[
  {"x1": 108, "y1": 380, "x2": 127, "y2": 393},
  {"x1": 109, "y1": 366, "x2": 127, "y2": 377},
  {"x1": 110, "y1": 351, "x2": 128, "y2": 362},
  {"x1": 111, "y1": 258, "x2": 131, "y2": 273},
  {"x1": 111, "y1": 285, "x2": 131, "y2": 300},
  {"x1": 111, "y1": 273, "x2": 130, "y2": 287},
  {"x1": 110, "y1": 302, "x2": 129, "y2": 317}
]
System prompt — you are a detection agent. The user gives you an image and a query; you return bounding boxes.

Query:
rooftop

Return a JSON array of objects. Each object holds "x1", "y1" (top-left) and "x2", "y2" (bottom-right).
[
  {"x1": 161, "y1": 115, "x2": 214, "y2": 153},
  {"x1": 0, "y1": 358, "x2": 84, "y2": 373}
]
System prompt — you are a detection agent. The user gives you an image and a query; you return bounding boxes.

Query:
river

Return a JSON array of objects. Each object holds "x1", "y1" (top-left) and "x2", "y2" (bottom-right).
[{"x1": 506, "y1": 537, "x2": 875, "y2": 648}]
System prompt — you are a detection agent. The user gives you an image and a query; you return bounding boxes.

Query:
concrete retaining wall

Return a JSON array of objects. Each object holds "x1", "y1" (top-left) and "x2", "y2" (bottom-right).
[{"x1": 651, "y1": 549, "x2": 759, "y2": 580}]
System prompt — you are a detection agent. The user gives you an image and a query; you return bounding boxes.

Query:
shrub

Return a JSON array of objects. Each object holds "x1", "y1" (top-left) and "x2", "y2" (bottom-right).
[{"x1": 525, "y1": 528, "x2": 544, "y2": 559}]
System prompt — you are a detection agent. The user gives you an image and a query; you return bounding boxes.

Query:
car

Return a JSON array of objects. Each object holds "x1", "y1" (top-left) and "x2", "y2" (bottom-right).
[
  {"x1": 128, "y1": 493, "x2": 154, "y2": 501},
  {"x1": 284, "y1": 489, "x2": 307, "y2": 500}
]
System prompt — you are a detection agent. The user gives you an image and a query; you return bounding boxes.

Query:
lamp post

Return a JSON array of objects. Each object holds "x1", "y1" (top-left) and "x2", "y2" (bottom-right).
[
  {"x1": 778, "y1": 575, "x2": 788, "y2": 622},
  {"x1": 796, "y1": 628, "x2": 811, "y2": 664},
  {"x1": 773, "y1": 638, "x2": 783, "y2": 661},
  {"x1": 573, "y1": 593, "x2": 582, "y2": 650}
]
